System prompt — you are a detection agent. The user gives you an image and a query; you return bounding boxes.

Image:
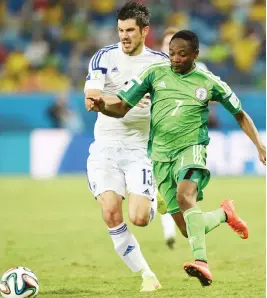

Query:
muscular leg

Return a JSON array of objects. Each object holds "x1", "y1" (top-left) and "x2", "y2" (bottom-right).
[
  {"x1": 97, "y1": 191, "x2": 154, "y2": 274},
  {"x1": 171, "y1": 212, "x2": 187, "y2": 237},
  {"x1": 176, "y1": 179, "x2": 207, "y2": 262},
  {"x1": 127, "y1": 192, "x2": 160, "y2": 287},
  {"x1": 176, "y1": 176, "x2": 212, "y2": 287},
  {"x1": 88, "y1": 150, "x2": 161, "y2": 291}
]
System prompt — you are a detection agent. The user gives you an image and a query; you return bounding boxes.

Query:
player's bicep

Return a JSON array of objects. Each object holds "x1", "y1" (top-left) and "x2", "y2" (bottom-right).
[
  {"x1": 219, "y1": 92, "x2": 242, "y2": 115},
  {"x1": 210, "y1": 77, "x2": 241, "y2": 115}
]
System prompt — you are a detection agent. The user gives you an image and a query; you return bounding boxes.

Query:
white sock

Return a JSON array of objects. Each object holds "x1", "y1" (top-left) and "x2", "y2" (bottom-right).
[
  {"x1": 160, "y1": 213, "x2": 176, "y2": 240},
  {"x1": 149, "y1": 197, "x2": 157, "y2": 223},
  {"x1": 108, "y1": 222, "x2": 155, "y2": 276}
]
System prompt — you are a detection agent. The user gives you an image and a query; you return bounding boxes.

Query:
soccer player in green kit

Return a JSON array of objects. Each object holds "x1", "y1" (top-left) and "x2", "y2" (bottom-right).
[{"x1": 87, "y1": 30, "x2": 266, "y2": 287}]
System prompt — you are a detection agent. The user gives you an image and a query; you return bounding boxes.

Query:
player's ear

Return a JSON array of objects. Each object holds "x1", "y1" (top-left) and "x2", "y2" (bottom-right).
[
  {"x1": 142, "y1": 26, "x2": 149, "y2": 38},
  {"x1": 194, "y1": 49, "x2": 199, "y2": 60}
]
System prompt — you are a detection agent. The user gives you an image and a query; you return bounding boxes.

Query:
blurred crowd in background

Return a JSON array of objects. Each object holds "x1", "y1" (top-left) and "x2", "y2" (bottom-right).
[{"x1": 0, "y1": 0, "x2": 265, "y2": 92}]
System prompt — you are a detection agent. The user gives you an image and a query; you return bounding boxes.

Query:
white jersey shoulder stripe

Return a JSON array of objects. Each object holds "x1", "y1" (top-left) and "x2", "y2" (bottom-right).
[
  {"x1": 145, "y1": 47, "x2": 169, "y2": 59},
  {"x1": 91, "y1": 44, "x2": 119, "y2": 70}
]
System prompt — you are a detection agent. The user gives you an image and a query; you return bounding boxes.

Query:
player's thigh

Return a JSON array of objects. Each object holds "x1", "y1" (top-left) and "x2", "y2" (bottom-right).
[
  {"x1": 124, "y1": 155, "x2": 155, "y2": 200},
  {"x1": 87, "y1": 157, "x2": 126, "y2": 198},
  {"x1": 124, "y1": 155, "x2": 155, "y2": 224},
  {"x1": 176, "y1": 176, "x2": 198, "y2": 212},
  {"x1": 87, "y1": 158, "x2": 124, "y2": 227},
  {"x1": 153, "y1": 161, "x2": 179, "y2": 215},
  {"x1": 173, "y1": 145, "x2": 211, "y2": 203}
]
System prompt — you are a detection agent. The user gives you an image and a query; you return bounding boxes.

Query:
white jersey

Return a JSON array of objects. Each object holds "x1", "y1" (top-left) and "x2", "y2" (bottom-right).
[
  {"x1": 196, "y1": 61, "x2": 208, "y2": 71},
  {"x1": 84, "y1": 42, "x2": 168, "y2": 149}
]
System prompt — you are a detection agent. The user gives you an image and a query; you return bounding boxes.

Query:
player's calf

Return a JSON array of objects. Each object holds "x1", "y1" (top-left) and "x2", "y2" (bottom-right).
[{"x1": 171, "y1": 212, "x2": 188, "y2": 238}]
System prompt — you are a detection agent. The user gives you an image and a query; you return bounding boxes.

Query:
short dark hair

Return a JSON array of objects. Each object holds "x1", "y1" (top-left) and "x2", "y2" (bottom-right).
[
  {"x1": 170, "y1": 30, "x2": 199, "y2": 51},
  {"x1": 116, "y1": 2, "x2": 150, "y2": 29}
]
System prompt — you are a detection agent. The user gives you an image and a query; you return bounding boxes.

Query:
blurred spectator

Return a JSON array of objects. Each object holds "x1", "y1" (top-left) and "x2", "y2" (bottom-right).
[
  {"x1": 232, "y1": 23, "x2": 261, "y2": 73},
  {"x1": 48, "y1": 93, "x2": 84, "y2": 133},
  {"x1": 0, "y1": 0, "x2": 265, "y2": 92},
  {"x1": 24, "y1": 32, "x2": 49, "y2": 67}
]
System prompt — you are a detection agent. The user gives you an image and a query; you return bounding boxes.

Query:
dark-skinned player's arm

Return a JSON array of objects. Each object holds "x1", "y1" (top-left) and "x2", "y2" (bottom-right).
[
  {"x1": 88, "y1": 73, "x2": 153, "y2": 117},
  {"x1": 88, "y1": 96, "x2": 131, "y2": 118},
  {"x1": 234, "y1": 109, "x2": 266, "y2": 166},
  {"x1": 211, "y1": 79, "x2": 266, "y2": 166}
]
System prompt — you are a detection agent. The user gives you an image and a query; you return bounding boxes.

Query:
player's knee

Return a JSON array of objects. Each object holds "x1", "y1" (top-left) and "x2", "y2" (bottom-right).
[
  {"x1": 98, "y1": 192, "x2": 123, "y2": 227},
  {"x1": 129, "y1": 213, "x2": 149, "y2": 227},
  {"x1": 176, "y1": 191, "x2": 196, "y2": 213},
  {"x1": 102, "y1": 206, "x2": 123, "y2": 228}
]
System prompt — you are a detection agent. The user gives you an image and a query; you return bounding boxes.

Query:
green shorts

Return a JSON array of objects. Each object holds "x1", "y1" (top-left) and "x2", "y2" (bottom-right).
[{"x1": 153, "y1": 145, "x2": 210, "y2": 215}]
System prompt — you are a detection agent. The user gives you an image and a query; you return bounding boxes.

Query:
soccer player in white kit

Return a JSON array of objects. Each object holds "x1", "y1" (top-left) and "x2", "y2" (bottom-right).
[
  {"x1": 159, "y1": 27, "x2": 209, "y2": 250},
  {"x1": 84, "y1": 2, "x2": 168, "y2": 292}
]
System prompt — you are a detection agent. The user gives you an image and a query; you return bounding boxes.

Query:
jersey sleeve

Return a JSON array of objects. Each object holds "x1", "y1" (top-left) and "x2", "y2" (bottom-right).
[
  {"x1": 117, "y1": 70, "x2": 153, "y2": 107},
  {"x1": 84, "y1": 50, "x2": 108, "y2": 92},
  {"x1": 210, "y1": 76, "x2": 242, "y2": 114}
]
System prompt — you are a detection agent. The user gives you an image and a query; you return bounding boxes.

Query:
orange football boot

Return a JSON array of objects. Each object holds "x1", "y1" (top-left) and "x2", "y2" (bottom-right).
[
  {"x1": 221, "y1": 200, "x2": 248, "y2": 239},
  {"x1": 184, "y1": 260, "x2": 212, "y2": 287}
]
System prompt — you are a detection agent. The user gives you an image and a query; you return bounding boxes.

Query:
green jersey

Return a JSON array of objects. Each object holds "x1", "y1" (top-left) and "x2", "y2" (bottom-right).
[{"x1": 118, "y1": 61, "x2": 242, "y2": 162}]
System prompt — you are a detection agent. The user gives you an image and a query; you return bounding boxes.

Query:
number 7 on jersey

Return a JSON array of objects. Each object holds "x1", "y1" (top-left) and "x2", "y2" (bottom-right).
[{"x1": 171, "y1": 100, "x2": 183, "y2": 116}]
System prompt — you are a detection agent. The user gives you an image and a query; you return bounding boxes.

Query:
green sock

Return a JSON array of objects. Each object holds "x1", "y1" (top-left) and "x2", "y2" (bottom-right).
[
  {"x1": 203, "y1": 208, "x2": 227, "y2": 234},
  {"x1": 184, "y1": 206, "x2": 207, "y2": 262}
]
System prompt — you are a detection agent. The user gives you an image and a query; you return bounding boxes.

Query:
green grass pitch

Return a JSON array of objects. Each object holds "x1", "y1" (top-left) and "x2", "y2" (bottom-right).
[{"x1": 0, "y1": 176, "x2": 265, "y2": 297}]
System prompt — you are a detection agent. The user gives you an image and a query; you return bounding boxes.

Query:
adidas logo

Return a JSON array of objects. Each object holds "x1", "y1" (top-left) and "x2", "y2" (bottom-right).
[
  {"x1": 143, "y1": 189, "x2": 150, "y2": 195},
  {"x1": 157, "y1": 81, "x2": 166, "y2": 88},
  {"x1": 123, "y1": 245, "x2": 135, "y2": 256},
  {"x1": 111, "y1": 66, "x2": 119, "y2": 72}
]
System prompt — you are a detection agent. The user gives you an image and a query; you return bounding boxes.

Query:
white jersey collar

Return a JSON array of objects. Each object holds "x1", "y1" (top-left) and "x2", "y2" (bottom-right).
[{"x1": 118, "y1": 42, "x2": 146, "y2": 57}]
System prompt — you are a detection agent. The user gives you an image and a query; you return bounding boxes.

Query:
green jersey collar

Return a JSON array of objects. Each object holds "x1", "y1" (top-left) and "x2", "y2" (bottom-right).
[{"x1": 171, "y1": 64, "x2": 197, "y2": 78}]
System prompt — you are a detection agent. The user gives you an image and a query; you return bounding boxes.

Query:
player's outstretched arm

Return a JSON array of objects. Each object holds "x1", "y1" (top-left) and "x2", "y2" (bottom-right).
[
  {"x1": 234, "y1": 109, "x2": 266, "y2": 165},
  {"x1": 85, "y1": 90, "x2": 123, "y2": 111},
  {"x1": 88, "y1": 96, "x2": 131, "y2": 118}
]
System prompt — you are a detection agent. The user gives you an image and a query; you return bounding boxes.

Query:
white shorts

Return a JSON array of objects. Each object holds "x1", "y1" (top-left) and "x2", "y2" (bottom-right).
[{"x1": 87, "y1": 142, "x2": 155, "y2": 200}]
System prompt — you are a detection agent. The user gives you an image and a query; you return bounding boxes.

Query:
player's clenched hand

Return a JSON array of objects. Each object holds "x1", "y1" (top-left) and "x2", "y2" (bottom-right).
[
  {"x1": 257, "y1": 144, "x2": 266, "y2": 166},
  {"x1": 85, "y1": 96, "x2": 96, "y2": 111},
  {"x1": 86, "y1": 96, "x2": 105, "y2": 112}
]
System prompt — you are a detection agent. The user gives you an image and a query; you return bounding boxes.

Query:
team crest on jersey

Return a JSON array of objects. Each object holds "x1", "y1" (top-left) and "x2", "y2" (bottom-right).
[{"x1": 195, "y1": 87, "x2": 208, "y2": 101}]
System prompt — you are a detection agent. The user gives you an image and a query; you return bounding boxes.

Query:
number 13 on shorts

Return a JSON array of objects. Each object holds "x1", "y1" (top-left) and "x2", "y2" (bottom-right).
[{"x1": 142, "y1": 168, "x2": 153, "y2": 186}]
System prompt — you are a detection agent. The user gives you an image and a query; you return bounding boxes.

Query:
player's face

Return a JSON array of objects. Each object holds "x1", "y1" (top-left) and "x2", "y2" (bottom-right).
[
  {"x1": 161, "y1": 34, "x2": 173, "y2": 54},
  {"x1": 169, "y1": 38, "x2": 199, "y2": 74},
  {"x1": 118, "y1": 19, "x2": 148, "y2": 56}
]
